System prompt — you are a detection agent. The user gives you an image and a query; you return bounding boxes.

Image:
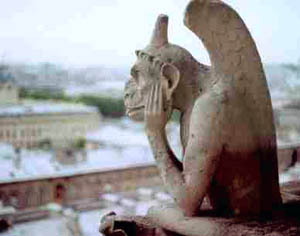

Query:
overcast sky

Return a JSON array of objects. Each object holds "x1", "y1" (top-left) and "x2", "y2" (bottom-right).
[{"x1": 0, "y1": 0, "x2": 299, "y2": 67}]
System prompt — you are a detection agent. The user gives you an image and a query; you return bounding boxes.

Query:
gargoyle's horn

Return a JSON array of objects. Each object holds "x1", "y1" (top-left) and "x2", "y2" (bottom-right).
[{"x1": 150, "y1": 14, "x2": 169, "y2": 48}]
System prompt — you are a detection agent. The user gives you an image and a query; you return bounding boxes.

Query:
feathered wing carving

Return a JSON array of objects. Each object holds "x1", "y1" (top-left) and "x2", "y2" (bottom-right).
[
  {"x1": 184, "y1": 0, "x2": 282, "y2": 209},
  {"x1": 184, "y1": 0, "x2": 276, "y2": 144}
]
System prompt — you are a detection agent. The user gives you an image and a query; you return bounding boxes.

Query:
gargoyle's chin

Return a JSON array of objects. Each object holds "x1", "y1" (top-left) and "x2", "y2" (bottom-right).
[{"x1": 126, "y1": 108, "x2": 145, "y2": 122}]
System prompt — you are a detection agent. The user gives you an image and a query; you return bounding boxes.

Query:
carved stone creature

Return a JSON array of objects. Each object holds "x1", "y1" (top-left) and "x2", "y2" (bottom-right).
[
  {"x1": 125, "y1": 0, "x2": 282, "y2": 216},
  {"x1": 100, "y1": 0, "x2": 300, "y2": 235}
]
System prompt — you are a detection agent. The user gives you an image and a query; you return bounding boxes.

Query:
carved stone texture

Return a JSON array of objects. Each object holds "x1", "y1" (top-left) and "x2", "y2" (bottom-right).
[
  {"x1": 100, "y1": 193, "x2": 300, "y2": 236},
  {"x1": 101, "y1": 0, "x2": 299, "y2": 235}
]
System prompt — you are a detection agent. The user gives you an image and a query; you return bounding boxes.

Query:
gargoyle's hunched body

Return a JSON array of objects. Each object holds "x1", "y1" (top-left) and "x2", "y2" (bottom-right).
[{"x1": 108, "y1": 0, "x2": 283, "y2": 235}]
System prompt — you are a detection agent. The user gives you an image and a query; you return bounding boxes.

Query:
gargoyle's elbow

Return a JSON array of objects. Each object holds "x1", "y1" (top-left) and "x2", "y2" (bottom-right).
[{"x1": 177, "y1": 198, "x2": 199, "y2": 217}]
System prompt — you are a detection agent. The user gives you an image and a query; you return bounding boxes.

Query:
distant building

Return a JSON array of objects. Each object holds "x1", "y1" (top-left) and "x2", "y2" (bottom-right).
[
  {"x1": 0, "y1": 82, "x2": 18, "y2": 105},
  {"x1": 0, "y1": 82, "x2": 101, "y2": 149},
  {"x1": 0, "y1": 164, "x2": 160, "y2": 210},
  {"x1": 0, "y1": 64, "x2": 18, "y2": 105},
  {"x1": 0, "y1": 103, "x2": 100, "y2": 149}
]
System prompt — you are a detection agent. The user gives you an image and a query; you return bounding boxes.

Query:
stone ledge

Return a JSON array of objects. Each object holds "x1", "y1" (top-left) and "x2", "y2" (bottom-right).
[
  {"x1": 100, "y1": 182, "x2": 300, "y2": 236},
  {"x1": 100, "y1": 207, "x2": 300, "y2": 236}
]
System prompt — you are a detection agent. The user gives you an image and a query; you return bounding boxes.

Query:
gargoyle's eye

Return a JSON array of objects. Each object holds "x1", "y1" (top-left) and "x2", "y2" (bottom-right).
[{"x1": 130, "y1": 67, "x2": 139, "y2": 78}]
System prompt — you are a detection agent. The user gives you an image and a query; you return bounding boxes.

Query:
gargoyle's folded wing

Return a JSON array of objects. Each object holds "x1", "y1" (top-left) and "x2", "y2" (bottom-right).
[{"x1": 184, "y1": 0, "x2": 275, "y2": 140}]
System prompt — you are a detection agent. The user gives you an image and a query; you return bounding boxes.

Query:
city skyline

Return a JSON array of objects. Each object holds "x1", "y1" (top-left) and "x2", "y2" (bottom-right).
[{"x1": 0, "y1": 0, "x2": 299, "y2": 67}]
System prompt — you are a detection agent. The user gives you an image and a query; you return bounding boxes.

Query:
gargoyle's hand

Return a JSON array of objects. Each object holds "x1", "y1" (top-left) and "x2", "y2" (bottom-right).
[
  {"x1": 145, "y1": 83, "x2": 168, "y2": 134},
  {"x1": 99, "y1": 212, "x2": 116, "y2": 236}
]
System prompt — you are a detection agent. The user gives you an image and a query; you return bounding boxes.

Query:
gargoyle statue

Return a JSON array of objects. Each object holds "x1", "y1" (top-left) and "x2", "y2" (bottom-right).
[{"x1": 99, "y1": 1, "x2": 300, "y2": 236}]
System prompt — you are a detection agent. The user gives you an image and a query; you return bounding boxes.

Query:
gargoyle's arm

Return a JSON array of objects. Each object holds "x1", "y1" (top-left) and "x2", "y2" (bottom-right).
[
  {"x1": 146, "y1": 88, "x2": 222, "y2": 216},
  {"x1": 147, "y1": 129, "x2": 184, "y2": 194},
  {"x1": 145, "y1": 84, "x2": 185, "y2": 203}
]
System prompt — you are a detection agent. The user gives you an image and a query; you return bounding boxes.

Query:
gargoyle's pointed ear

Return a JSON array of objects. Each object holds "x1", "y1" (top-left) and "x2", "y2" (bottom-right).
[
  {"x1": 161, "y1": 63, "x2": 180, "y2": 99},
  {"x1": 150, "y1": 14, "x2": 169, "y2": 48}
]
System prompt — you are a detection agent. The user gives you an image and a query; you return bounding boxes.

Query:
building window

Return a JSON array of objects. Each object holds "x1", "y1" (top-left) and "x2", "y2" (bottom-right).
[
  {"x1": 54, "y1": 184, "x2": 66, "y2": 203},
  {"x1": 9, "y1": 191, "x2": 19, "y2": 208}
]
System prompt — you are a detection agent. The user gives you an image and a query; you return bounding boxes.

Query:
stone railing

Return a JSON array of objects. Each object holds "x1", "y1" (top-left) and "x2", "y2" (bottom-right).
[{"x1": 278, "y1": 142, "x2": 300, "y2": 173}]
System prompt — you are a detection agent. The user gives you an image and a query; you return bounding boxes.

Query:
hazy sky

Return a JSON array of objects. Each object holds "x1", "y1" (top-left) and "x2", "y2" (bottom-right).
[{"x1": 0, "y1": 0, "x2": 299, "y2": 67}]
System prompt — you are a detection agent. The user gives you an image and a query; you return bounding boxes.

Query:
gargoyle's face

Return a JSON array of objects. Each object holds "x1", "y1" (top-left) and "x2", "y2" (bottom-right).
[
  {"x1": 124, "y1": 60, "x2": 154, "y2": 121},
  {"x1": 124, "y1": 79, "x2": 145, "y2": 121},
  {"x1": 124, "y1": 51, "x2": 180, "y2": 122}
]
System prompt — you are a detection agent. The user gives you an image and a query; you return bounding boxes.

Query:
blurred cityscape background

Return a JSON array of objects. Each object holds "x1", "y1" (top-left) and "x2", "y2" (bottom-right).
[{"x1": 0, "y1": 0, "x2": 300, "y2": 235}]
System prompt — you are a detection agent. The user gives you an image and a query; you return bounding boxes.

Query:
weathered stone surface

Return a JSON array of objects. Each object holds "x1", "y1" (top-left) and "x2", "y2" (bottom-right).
[
  {"x1": 101, "y1": 0, "x2": 299, "y2": 235},
  {"x1": 100, "y1": 191, "x2": 300, "y2": 236}
]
